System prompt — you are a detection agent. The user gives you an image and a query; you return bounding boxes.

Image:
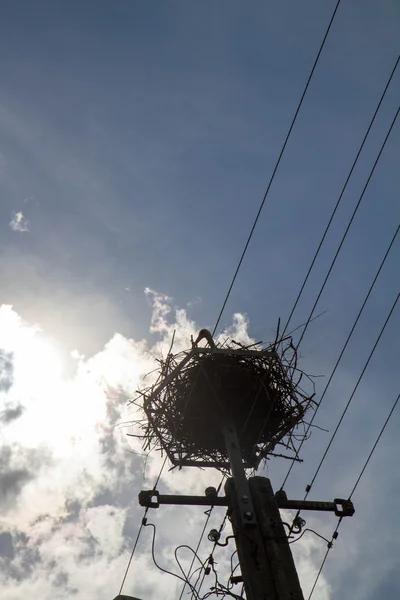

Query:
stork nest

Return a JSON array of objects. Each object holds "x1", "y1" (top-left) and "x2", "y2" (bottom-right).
[{"x1": 130, "y1": 333, "x2": 317, "y2": 470}]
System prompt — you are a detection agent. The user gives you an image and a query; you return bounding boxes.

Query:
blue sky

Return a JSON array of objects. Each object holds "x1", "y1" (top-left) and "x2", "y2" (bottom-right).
[{"x1": 0, "y1": 1, "x2": 399, "y2": 599}]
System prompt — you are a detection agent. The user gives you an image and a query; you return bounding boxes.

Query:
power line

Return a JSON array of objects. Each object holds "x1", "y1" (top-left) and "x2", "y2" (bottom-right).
[
  {"x1": 143, "y1": 521, "x2": 201, "y2": 598},
  {"x1": 291, "y1": 103, "x2": 400, "y2": 356},
  {"x1": 120, "y1": 331, "x2": 206, "y2": 595},
  {"x1": 307, "y1": 540, "x2": 332, "y2": 600},
  {"x1": 281, "y1": 53, "x2": 400, "y2": 339},
  {"x1": 348, "y1": 391, "x2": 400, "y2": 500},
  {"x1": 212, "y1": 0, "x2": 343, "y2": 336},
  {"x1": 195, "y1": 511, "x2": 229, "y2": 599},
  {"x1": 178, "y1": 487, "x2": 225, "y2": 600},
  {"x1": 175, "y1": 545, "x2": 208, "y2": 587},
  {"x1": 118, "y1": 507, "x2": 149, "y2": 595},
  {"x1": 177, "y1": 475, "x2": 227, "y2": 600},
  {"x1": 118, "y1": 456, "x2": 168, "y2": 594},
  {"x1": 303, "y1": 289, "x2": 399, "y2": 495},
  {"x1": 308, "y1": 389, "x2": 400, "y2": 599},
  {"x1": 281, "y1": 222, "x2": 400, "y2": 489},
  {"x1": 239, "y1": 103, "x2": 400, "y2": 465},
  {"x1": 286, "y1": 291, "x2": 399, "y2": 537},
  {"x1": 177, "y1": 515, "x2": 211, "y2": 600}
]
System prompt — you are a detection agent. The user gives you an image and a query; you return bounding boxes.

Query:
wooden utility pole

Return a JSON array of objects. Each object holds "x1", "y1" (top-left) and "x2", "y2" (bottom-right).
[
  {"x1": 133, "y1": 330, "x2": 355, "y2": 599},
  {"x1": 139, "y1": 416, "x2": 354, "y2": 600}
]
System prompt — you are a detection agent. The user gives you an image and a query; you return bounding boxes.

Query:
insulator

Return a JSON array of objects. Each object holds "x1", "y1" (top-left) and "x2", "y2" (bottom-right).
[
  {"x1": 274, "y1": 489, "x2": 288, "y2": 502},
  {"x1": 205, "y1": 486, "x2": 218, "y2": 498},
  {"x1": 293, "y1": 516, "x2": 306, "y2": 530},
  {"x1": 207, "y1": 529, "x2": 221, "y2": 543}
]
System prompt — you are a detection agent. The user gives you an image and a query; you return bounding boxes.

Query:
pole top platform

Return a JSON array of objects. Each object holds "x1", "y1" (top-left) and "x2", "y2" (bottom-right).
[{"x1": 133, "y1": 331, "x2": 316, "y2": 470}]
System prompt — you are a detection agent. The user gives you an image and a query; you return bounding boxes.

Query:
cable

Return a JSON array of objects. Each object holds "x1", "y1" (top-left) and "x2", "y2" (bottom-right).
[
  {"x1": 229, "y1": 550, "x2": 239, "y2": 585},
  {"x1": 212, "y1": 0, "x2": 343, "y2": 336},
  {"x1": 118, "y1": 507, "x2": 149, "y2": 595},
  {"x1": 309, "y1": 390, "x2": 400, "y2": 598},
  {"x1": 349, "y1": 391, "x2": 400, "y2": 500},
  {"x1": 289, "y1": 528, "x2": 330, "y2": 546},
  {"x1": 177, "y1": 476, "x2": 227, "y2": 600},
  {"x1": 144, "y1": 521, "x2": 201, "y2": 599},
  {"x1": 265, "y1": 102, "x2": 400, "y2": 481},
  {"x1": 249, "y1": 146, "x2": 400, "y2": 470},
  {"x1": 189, "y1": 23, "x2": 399, "y2": 600},
  {"x1": 118, "y1": 455, "x2": 168, "y2": 594},
  {"x1": 175, "y1": 545, "x2": 207, "y2": 584},
  {"x1": 292, "y1": 103, "x2": 400, "y2": 357},
  {"x1": 286, "y1": 290, "x2": 399, "y2": 539},
  {"x1": 302, "y1": 290, "x2": 399, "y2": 496},
  {"x1": 178, "y1": 510, "x2": 212, "y2": 600},
  {"x1": 308, "y1": 538, "x2": 332, "y2": 600},
  {"x1": 281, "y1": 53, "x2": 400, "y2": 339},
  {"x1": 119, "y1": 334, "x2": 181, "y2": 594},
  {"x1": 195, "y1": 511, "x2": 229, "y2": 599},
  {"x1": 281, "y1": 222, "x2": 400, "y2": 489},
  {"x1": 121, "y1": 331, "x2": 207, "y2": 595}
]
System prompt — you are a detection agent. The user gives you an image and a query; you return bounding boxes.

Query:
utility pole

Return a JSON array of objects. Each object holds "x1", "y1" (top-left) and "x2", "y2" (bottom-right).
[
  {"x1": 127, "y1": 330, "x2": 354, "y2": 599},
  {"x1": 139, "y1": 436, "x2": 354, "y2": 600}
]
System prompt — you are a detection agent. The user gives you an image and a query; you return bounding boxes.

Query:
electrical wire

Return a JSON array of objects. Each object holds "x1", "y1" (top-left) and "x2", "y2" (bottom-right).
[
  {"x1": 185, "y1": 8, "x2": 394, "y2": 596},
  {"x1": 303, "y1": 290, "x2": 398, "y2": 496},
  {"x1": 291, "y1": 103, "x2": 400, "y2": 357},
  {"x1": 308, "y1": 539, "x2": 332, "y2": 600},
  {"x1": 178, "y1": 476, "x2": 227, "y2": 600},
  {"x1": 281, "y1": 222, "x2": 400, "y2": 489},
  {"x1": 212, "y1": 0, "x2": 343, "y2": 336},
  {"x1": 195, "y1": 511, "x2": 229, "y2": 599},
  {"x1": 348, "y1": 391, "x2": 400, "y2": 500},
  {"x1": 281, "y1": 53, "x2": 400, "y2": 339},
  {"x1": 123, "y1": 51, "x2": 398, "y2": 600},
  {"x1": 247, "y1": 110, "x2": 400, "y2": 466},
  {"x1": 178, "y1": 510, "x2": 213, "y2": 600},
  {"x1": 286, "y1": 290, "x2": 399, "y2": 536},
  {"x1": 144, "y1": 521, "x2": 201, "y2": 599},
  {"x1": 229, "y1": 550, "x2": 239, "y2": 583},
  {"x1": 175, "y1": 545, "x2": 208, "y2": 584},
  {"x1": 308, "y1": 390, "x2": 400, "y2": 598},
  {"x1": 119, "y1": 334, "x2": 180, "y2": 594},
  {"x1": 289, "y1": 527, "x2": 330, "y2": 546},
  {"x1": 257, "y1": 102, "x2": 400, "y2": 483},
  {"x1": 118, "y1": 507, "x2": 149, "y2": 595},
  {"x1": 120, "y1": 330, "x2": 208, "y2": 595},
  {"x1": 118, "y1": 455, "x2": 168, "y2": 594}
]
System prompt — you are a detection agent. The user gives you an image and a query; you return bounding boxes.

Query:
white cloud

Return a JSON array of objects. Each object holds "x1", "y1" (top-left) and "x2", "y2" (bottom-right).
[
  {"x1": 9, "y1": 211, "x2": 29, "y2": 233},
  {"x1": 0, "y1": 293, "x2": 333, "y2": 600}
]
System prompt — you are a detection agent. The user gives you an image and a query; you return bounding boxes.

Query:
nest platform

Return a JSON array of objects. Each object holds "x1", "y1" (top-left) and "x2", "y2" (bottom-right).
[{"x1": 133, "y1": 335, "x2": 316, "y2": 471}]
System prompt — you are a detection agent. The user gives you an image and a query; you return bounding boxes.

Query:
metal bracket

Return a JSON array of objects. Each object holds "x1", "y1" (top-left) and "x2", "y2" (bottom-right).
[
  {"x1": 222, "y1": 417, "x2": 257, "y2": 526},
  {"x1": 138, "y1": 487, "x2": 355, "y2": 518},
  {"x1": 334, "y1": 498, "x2": 355, "y2": 517},
  {"x1": 138, "y1": 490, "x2": 228, "y2": 508},
  {"x1": 138, "y1": 490, "x2": 160, "y2": 509}
]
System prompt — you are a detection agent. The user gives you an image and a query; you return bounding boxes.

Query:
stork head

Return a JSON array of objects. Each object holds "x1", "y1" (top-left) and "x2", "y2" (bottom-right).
[{"x1": 193, "y1": 328, "x2": 216, "y2": 348}]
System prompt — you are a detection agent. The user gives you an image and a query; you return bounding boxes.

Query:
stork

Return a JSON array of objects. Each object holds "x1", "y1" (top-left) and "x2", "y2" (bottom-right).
[{"x1": 193, "y1": 328, "x2": 216, "y2": 349}]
